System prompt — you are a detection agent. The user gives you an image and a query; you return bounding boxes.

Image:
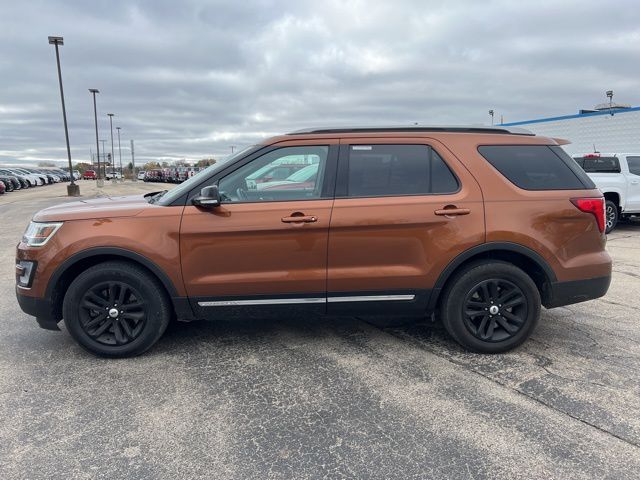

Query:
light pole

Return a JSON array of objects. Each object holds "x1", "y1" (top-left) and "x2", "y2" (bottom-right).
[
  {"x1": 48, "y1": 36, "x2": 79, "y2": 196},
  {"x1": 606, "y1": 90, "x2": 614, "y2": 116},
  {"x1": 130, "y1": 139, "x2": 136, "y2": 182},
  {"x1": 107, "y1": 113, "x2": 116, "y2": 183},
  {"x1": 116, "y1": 126, "x2": 123, "y2": 181},
  {"x1": 489, "y1": 109, "x2": 495, "y2": 126},
  {"x1": 100, "y1": 139, "x2": 107, "y2": 179},
  {"x1": 88, "y1": 88, "x2": 103, "y2": 187}
]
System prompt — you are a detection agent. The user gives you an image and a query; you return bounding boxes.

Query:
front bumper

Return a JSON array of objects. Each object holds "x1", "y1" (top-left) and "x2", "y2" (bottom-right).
[
  {"x1": 16, "y1": 287, "x2": 60, "y2": 331},
  {"x1": 543, "y1": 275, "x2": 611, "y2": 308}
]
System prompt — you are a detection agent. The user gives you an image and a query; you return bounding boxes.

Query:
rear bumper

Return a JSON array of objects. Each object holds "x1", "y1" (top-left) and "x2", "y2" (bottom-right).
[
  {"x1": 543, "y1": 275, "x2": 611, "y2": 308},
  {"x1": 16, "y1": 288, "x2": 60, "y2": 331}
]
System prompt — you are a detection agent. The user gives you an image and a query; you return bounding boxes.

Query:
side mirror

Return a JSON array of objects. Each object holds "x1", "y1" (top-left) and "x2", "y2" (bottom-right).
[{"x1": 192, "y1": 185, "x2": 221, "y2": 208}]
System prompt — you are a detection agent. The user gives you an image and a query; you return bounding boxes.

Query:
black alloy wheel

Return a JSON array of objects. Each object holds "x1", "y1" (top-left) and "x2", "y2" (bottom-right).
[
  {"x1": 63, "y1": 261, "x2": 171, "y2": 357},
  {"x1": 78, "y1": 281, "x2": 147, "y2": 346},
  {"x1": 440, "y1": 261, "x2": 541, "y2": 353},
  {"x1": 462, "y1": 278, "x2": 527, "y2": 342}
]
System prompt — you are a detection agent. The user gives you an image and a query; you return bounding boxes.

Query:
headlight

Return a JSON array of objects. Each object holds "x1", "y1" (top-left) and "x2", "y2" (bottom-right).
[{"x1": 22, "y1": 222, "x2": 63, "y2": 247}]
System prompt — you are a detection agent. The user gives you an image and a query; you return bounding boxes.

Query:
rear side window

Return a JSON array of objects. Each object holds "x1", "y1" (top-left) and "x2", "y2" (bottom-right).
[
  {"x1": 347, "y1": 144, "x2": 459, "y2": 197},
  {"x1": 478, "y1": 145, "x2": 593, "y2": 190},
  {"x1": 573, "y1": 156, "x2": 621, "y2": 173},
  {"x1": 627, "y1": 156, "x2": 640, "y2": 176}
]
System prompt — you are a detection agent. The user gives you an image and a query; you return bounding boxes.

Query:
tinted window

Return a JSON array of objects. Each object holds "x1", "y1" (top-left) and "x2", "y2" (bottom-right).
[
  {"x1": 627, "y1": 156, "x2": 640, "y2": 176},
  {"x1": 346, "y1": 145, "x2": 458, "y2": 197},
  {"x1": 573, "y1": 156, "x2": 621, "y2": 173},
  {"x1": 478, "y1": 145, "x2": 589, "y2": 190}
]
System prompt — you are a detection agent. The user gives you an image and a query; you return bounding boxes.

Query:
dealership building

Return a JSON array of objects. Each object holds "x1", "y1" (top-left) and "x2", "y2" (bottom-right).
[{"x1": 501, "y1": 105, "x2": 640, "y2": 156}]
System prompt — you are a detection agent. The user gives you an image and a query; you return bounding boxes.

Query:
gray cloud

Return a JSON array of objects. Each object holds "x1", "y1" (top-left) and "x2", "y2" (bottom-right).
[{"x1": 1, "y1": 0, "x2": 639, "y2": 165}]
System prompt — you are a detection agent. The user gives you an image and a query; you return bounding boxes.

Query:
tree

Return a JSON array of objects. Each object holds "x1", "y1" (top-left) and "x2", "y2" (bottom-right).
[
  {"x1": 196, "y1": 158, "x2": 216, "y2": 168},
  {"x1": 74, "y1": 162, "x2": 92, "y2": 174},
  {"x1": 38, "y1": 161, "x2": 56, "y2": 167},
  {"x1": 143, "y1": 161, "x2": 161, "y2": 171}
]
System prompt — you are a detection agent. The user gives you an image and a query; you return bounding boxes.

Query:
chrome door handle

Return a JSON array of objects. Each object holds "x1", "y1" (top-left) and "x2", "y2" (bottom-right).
[
  {"x1": 631, "y1": 180, "x2": 639, "y2": 185},
  {"x1": 434, "y1": 207, "x2": 470, "y2": 216},
  {"x1": 281, "y1": 214, "x2": 318, "y2": 223}
]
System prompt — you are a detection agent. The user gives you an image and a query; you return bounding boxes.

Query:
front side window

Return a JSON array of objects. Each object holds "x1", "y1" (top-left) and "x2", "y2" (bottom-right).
[
  {"x1": 219, "y1": 146, "x2": 328, "y2": 203},
  {"x1": 627, "y1": 156, "x2": 640, "y2": 176},
  {"x1": 346, "y1": 144, "x2": 458, "y2": 197}
]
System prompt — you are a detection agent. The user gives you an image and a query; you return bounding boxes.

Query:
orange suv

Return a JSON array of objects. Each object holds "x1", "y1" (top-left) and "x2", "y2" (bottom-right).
[{"x1": 16, "y1": 126, "x2": 612, "y2": 357}]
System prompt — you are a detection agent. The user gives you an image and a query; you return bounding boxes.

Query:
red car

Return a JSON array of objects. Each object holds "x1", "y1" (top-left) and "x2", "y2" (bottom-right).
[
  {"x1": 82, "y1": 170, "x2": 97, "y2": 180},
  {"x1": 0, "y1": 180, "x2": 5, "y2": 194}
]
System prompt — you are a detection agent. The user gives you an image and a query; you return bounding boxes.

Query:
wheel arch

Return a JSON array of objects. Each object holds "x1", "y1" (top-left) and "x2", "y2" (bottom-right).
[
  {"x1": 428, "y1": 242, "x2": 556, "y2": 311},
  {"x1": 47, "y1": 247, "x2": 181, "y2": 321},
  {"x1": 603, "y1": 191, "x2": 621, "y2": 208}
]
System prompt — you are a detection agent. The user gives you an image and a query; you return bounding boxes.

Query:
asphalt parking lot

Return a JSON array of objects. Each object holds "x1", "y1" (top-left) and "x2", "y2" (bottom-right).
[{"x1": 1, "y1": 182, "x2": 639, "y2": 479}]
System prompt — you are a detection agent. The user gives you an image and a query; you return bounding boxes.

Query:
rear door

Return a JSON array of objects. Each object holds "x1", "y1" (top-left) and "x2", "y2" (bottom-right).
[{"x1": 327, "y1": 138, "x2": 485, "y2": 314}]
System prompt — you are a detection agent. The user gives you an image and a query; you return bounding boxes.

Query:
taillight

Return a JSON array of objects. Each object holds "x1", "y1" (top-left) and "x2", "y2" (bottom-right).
[{"x1": 571, "y1": 197, "x2": 605, "y2": 233}]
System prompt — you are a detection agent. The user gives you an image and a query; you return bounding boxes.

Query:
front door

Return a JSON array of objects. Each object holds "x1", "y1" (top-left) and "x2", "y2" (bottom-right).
[
  {"x1": 180, "y1": 142, "x2": 338, "y2": 317},
  {"x1": 327, "y1": 139, "x2": 485, "y2": 314}
]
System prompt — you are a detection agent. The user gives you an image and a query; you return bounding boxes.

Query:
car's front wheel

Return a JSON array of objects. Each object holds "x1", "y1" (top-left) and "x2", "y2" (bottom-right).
[
  {"x1": 440, "y1": 261, "x2": 541, "y2": 353},
  {"x1": 63, "y1": 261, "x2": 171, "y2": 357}
]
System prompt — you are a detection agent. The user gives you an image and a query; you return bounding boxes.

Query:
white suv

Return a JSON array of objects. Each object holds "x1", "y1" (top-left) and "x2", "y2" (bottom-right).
[{"x1": 573, "y1": 153, "x2": 640, "y2": 232}]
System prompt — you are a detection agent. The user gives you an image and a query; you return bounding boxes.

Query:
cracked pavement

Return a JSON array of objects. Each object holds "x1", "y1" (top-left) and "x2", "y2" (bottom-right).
[{"x1": 1, "y1": 182, "x2": 639, "y2": 479}]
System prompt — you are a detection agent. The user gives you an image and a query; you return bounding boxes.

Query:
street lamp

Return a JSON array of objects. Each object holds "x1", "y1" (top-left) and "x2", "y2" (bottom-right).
[
  {"x1": 116, "y1": 126, "x2": 123, "y2": 181},
  {"x1": 88, "y1": 88, "x2": 103, "y2": 187},
  {"x1": 488, "y1": 109, "x2": 495, "y2": 126},
  {"x1": 606, "y1": 90, "x2": 614, "y2": 116},
  {"x1": 48, "y1": 36, "x2": 79, "y2": 196},
  {"x1": 107, "y1": 113, "x2": 116, "y2": 183}
]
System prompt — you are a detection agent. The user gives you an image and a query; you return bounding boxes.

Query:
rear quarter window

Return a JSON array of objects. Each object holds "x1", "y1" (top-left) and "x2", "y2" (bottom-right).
[{"x1": 478, "y1": 145, "x2": 594, "y2": 190}]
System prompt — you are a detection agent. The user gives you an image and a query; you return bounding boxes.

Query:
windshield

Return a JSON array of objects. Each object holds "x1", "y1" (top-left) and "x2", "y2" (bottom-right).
[{"x1": 156, "y1": 145, "x2": 260, "y2": 206}]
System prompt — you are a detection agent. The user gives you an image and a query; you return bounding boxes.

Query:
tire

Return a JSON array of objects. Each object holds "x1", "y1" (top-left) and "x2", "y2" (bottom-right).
[
  {"x1": 605, "y1": 200, "x2": 618, "y2": 234},
  {"x1": 440, "y1": 261, "x2": 541, "y2": 353},
  {"x1": 63, "y1": 261, "x2": 171, "y2": 358}
]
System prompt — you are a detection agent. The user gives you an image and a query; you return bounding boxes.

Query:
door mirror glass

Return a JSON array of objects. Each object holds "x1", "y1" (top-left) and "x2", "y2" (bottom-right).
[{"x1": 192, "y1": 185, "x2": 221, "y2": 208}]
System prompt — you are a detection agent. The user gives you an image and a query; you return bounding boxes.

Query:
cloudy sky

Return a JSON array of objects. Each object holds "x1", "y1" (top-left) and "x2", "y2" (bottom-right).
[{"x1": 1, "y1": 0, "x2": 639, "y2": 166}]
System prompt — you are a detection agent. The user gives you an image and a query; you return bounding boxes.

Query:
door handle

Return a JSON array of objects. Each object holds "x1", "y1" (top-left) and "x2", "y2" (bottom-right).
[
  {"x1": 631, "y1": 180, "x2": 639, "y2": 185},
  {"x1": 281, "y1": 214, "x2": 318, "y2": 223},
  {"x1": 434, "y1": 207, "x2": 470, "y2": 216}
]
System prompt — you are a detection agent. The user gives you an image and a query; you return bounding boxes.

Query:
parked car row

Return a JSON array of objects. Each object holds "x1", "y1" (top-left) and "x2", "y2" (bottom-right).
[
  {"x1": 0, "y1": 167, "x2": 81, "y2": 195},
  {"x1": 142, "y1": 166, "x2": 203, "y2": 183}
]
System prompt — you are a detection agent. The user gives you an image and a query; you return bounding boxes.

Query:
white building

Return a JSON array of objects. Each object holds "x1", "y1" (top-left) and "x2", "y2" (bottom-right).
[{"x1": 501, "y1": 106, "x2": 640, "y2": 155}]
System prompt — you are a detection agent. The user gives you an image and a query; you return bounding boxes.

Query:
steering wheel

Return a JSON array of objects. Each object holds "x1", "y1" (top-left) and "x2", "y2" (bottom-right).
[{"x1": 236, "y1": 187, "x2": 248, "y2": 201}]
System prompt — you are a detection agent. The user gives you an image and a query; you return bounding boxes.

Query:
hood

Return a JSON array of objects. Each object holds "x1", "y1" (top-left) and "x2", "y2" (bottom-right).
[{"x1": 33, "y1": 194, "x2": 154, "y2": 222}]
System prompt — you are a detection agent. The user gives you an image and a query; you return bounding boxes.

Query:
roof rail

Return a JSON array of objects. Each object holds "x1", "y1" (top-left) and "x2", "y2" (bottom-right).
[{"x1": 287, "y1": 125, "x2": 534, "y2": 136}]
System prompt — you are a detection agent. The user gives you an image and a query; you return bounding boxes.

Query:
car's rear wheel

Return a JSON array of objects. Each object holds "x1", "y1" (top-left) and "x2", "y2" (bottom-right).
[
  {"x1": 63, "y1": 261, "x2": 171, "y2": 357},
  {"x1": 440, "y1": 261, "x2": 540, "y2": 353},
  {"x1": 605, "y1": 200, "x2": 618, "y2": 233}
]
